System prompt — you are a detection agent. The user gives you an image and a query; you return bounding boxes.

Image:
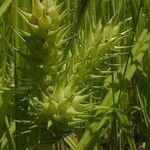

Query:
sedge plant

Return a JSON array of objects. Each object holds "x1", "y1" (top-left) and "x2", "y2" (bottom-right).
[{"x1": 0, "y1": 0, "x2": 150, "y2": 149}]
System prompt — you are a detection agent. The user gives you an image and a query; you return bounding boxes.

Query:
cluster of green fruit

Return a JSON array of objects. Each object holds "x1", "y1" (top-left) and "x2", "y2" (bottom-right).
[
  {"x1": 18, "y1": 0, "x2": 67, "y2": 35},
  {"x1": 30, "y1": 81, "x2": 92, "y2": 126},
  {"x1": 17, "y1": 0, "x2": 93, "y2": 129},
  {"x1": 17, "y1": 0, "x2": 68, "y2": 88}
]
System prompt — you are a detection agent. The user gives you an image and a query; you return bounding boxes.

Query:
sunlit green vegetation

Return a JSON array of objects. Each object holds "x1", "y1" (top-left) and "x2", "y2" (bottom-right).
[{"x1": 0, "y1": 0, "x2": 150, "y2": 149}]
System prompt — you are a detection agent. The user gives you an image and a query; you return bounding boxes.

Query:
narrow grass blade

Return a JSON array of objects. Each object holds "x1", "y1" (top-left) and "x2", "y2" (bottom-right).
[
  {"x1": 0, "y1": 0, "x2": 12, "y2": 17},
  {"x1": 76, "y1": 115, "x2": 110, "y2": 150}
]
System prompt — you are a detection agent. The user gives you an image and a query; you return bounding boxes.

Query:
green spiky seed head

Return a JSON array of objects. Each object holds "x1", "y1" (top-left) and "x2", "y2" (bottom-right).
[{"x1": 16, "y1": 0, "x2": 93, "y2": 135}]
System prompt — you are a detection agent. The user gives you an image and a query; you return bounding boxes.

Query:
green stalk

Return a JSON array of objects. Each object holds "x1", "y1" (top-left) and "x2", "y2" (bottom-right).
[
  {"x1": 117, "y1": 0, "x2": 142, "y2": 106},
  {"x1": 5, "y1": 116, "x2": 16, "y2": 150}
]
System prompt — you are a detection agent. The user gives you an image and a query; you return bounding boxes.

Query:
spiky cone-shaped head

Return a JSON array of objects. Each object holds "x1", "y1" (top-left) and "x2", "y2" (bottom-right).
[
  {"x1": 16, "y1": 0, "x2": 69, "y2": 92},
  {"x1": 28, "y1": 77, "x2": 94, "y2": 141},
  {"x1": 16, "y1": 0, "x2": 94, "y2": 143},
  {"x1": 17, "y1": 0, "x2": 67, "y2": 37}
]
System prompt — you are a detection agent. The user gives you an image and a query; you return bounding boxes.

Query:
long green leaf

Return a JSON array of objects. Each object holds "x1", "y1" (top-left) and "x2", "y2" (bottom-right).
[
  {"x1": 76, "y1": 115, "x2": 110, "y2": 150},
  {"x1": 0, "y1": 0, "x2": 12, "y2": 17}
]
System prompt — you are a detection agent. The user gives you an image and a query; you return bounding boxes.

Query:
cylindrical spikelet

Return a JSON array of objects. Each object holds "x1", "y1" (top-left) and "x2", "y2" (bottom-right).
[{"x1": 16, "y1": 0, "x2": 93, "y2": 135}]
